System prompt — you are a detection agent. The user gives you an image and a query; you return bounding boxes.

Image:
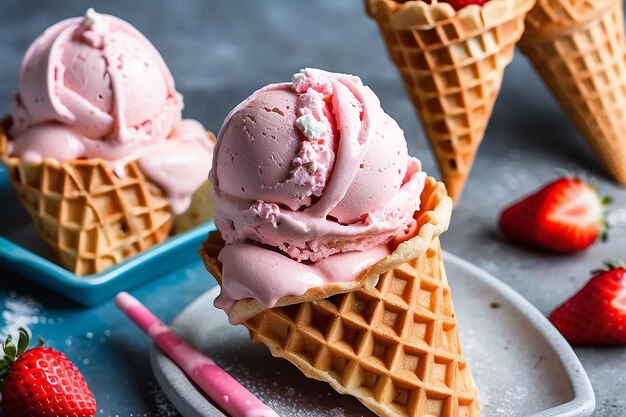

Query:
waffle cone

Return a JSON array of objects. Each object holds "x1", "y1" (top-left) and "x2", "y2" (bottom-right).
[
  {"x1": 0, "y1": 120, "x2": 173, "y2": 275},
  {"x1": 202, "y1": 177, "x2": 479, "y2": 417},
  {"x1": 520, "y1": 0, "x2": 626, "y2": 183},
  {"x1": 366, "y1": 0, "x2": 535, "y2": 201}
]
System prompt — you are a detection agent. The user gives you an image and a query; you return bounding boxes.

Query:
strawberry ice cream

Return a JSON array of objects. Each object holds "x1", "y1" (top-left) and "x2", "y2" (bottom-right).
[
  {"x1": 7, "y1": 9, "x2": 212, "y2": 214},
  {"x1": 211, "y1": 68, "x2": 427, "y2": 313}
]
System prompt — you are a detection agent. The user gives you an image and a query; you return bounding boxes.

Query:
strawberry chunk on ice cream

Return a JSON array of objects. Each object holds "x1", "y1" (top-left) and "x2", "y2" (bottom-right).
[{"x1": 214, "y1": 88, "x2": 336, "y2": 213}]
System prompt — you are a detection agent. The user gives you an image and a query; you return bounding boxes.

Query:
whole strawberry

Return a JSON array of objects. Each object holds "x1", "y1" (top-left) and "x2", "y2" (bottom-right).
[
  {"x1": 498, "y1": 176, "x2": 611, "y2": 253},
  {"x1": 0, "y1": 328, "x2": 96, "y2": 417},
  {"x1": 549, "y1": 261, "x2": 626, "y2": 346}
]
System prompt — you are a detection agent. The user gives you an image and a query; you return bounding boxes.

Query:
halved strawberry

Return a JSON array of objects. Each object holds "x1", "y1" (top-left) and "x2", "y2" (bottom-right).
[
  {"x1": 498, "y1": 176, "x2": 611, "y2": 253},
  {"x1": 549, "y1": 261, "x2": 626, "y2": 345}
]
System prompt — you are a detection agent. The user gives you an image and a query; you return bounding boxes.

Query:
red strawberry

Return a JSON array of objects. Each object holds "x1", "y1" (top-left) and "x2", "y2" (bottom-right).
[
  {"x1": 397, "y1": 0, "x2": 489, "y2": 10},
  {"x1": 440, "y1": 0, "x2": 489, "y2": 10},
  {"x1": 549, "y1": 261, "x2": 626, "y2": 345},
  {"x1": 498, "y1": 176, "x2": 611, "y2": 253},
  {"x1": 0, "y1": 328, "x2": 96, "y2": 417}
]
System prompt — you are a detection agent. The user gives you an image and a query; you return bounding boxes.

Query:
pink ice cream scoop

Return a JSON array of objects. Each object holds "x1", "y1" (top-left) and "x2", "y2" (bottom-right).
[
  {"x1": 211, "y1": 68, "x2": 427, "y2": 315},
  {"x1": 7, "y1": 9, "x2": 213, "y2": 214},
  {"x1": 10, "y1": 8, "x2": 180, "y2": 144}
]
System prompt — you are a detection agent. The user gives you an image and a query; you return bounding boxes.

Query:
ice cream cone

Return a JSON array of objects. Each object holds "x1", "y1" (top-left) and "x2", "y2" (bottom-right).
[
  {"x1": 0, "y1": 119, "x2": 173, "y2": 275},
  {"x1": 520, "y1": 0, "x2": 626, "y2": 183},
  {"x1": 202, "y1": 176, "x2": 452, "y2": 323},
  {"x1": 365, "y1": 0, "x2": 536, "y2": 202},
  {"x1": 202, "y1": 177, "x2": 479, "y2": 417}
]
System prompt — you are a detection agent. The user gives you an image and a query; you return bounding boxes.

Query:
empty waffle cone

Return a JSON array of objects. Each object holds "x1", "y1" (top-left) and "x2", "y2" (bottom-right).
[
  {"x1": 0, "y1": 120, "x2": 173, "y2": 275},
  {"x1": 520, "y1": 0, "x2": 626, "y2": 183},
  {"x1": 202, "y1": 177, "x2": 480, "y2": 417},
  {"x1": 365, "y1": 0, "x2": 535, "y2": 201}
]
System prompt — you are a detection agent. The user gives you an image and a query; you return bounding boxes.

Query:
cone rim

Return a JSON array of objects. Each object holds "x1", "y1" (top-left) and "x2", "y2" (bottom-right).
[
  {"x1": 200, "y1": 176, "x2": 453, "y2": 323},
  {"x1": 366, "y1": 0, "x2": 537, "y2": 31},
  {"x1": 522, "y1": 0, "x2": 618, "y2": 38}
]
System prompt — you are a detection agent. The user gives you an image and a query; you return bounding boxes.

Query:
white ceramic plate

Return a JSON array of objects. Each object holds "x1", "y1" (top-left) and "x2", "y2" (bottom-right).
[{"x1": 151, "y1": 252, "x2": 595, "y2": 417}]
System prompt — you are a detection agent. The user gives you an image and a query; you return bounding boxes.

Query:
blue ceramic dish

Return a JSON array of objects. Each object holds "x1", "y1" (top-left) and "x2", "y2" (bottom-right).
[{"x1": 0, "y1": 164, "x2": 216, "y2": 306}]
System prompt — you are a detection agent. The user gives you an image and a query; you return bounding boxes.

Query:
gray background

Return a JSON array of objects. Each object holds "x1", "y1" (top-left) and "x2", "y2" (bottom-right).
[{"x1": 0, "y1": 0, "x2": 625, "y2": 415}]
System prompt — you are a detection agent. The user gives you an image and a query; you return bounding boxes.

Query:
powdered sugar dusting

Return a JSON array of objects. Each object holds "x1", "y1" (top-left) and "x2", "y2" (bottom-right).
[
  {"x1": 329, "y1": 407, "x2": 348, "y2": 417},
  {"x1": 207, "y1": 326, "x2": 364, "y2": 417},
  {"x1": 149, "y1": 382, "x2": 179, "y2": 417},
  {"x1": 607, "y1": 208, "x2": 626, "y2": 227},
  {"x1": 1, "y1": 292, "x2": 44, "y2": 340},
  {"x1": 229, "y1": 368, "x2": 352, "y2": 417}
]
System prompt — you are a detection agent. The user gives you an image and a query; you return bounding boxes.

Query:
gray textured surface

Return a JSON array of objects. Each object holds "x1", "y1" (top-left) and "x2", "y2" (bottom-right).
[{"x1": 0, "y1": 0, "x2": 625, "y2": 416}]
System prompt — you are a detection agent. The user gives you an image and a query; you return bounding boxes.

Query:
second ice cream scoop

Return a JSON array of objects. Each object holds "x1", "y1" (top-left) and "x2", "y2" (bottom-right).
[{"x1": 11, "y1": 8, "x2": 180, "y2": 145}]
